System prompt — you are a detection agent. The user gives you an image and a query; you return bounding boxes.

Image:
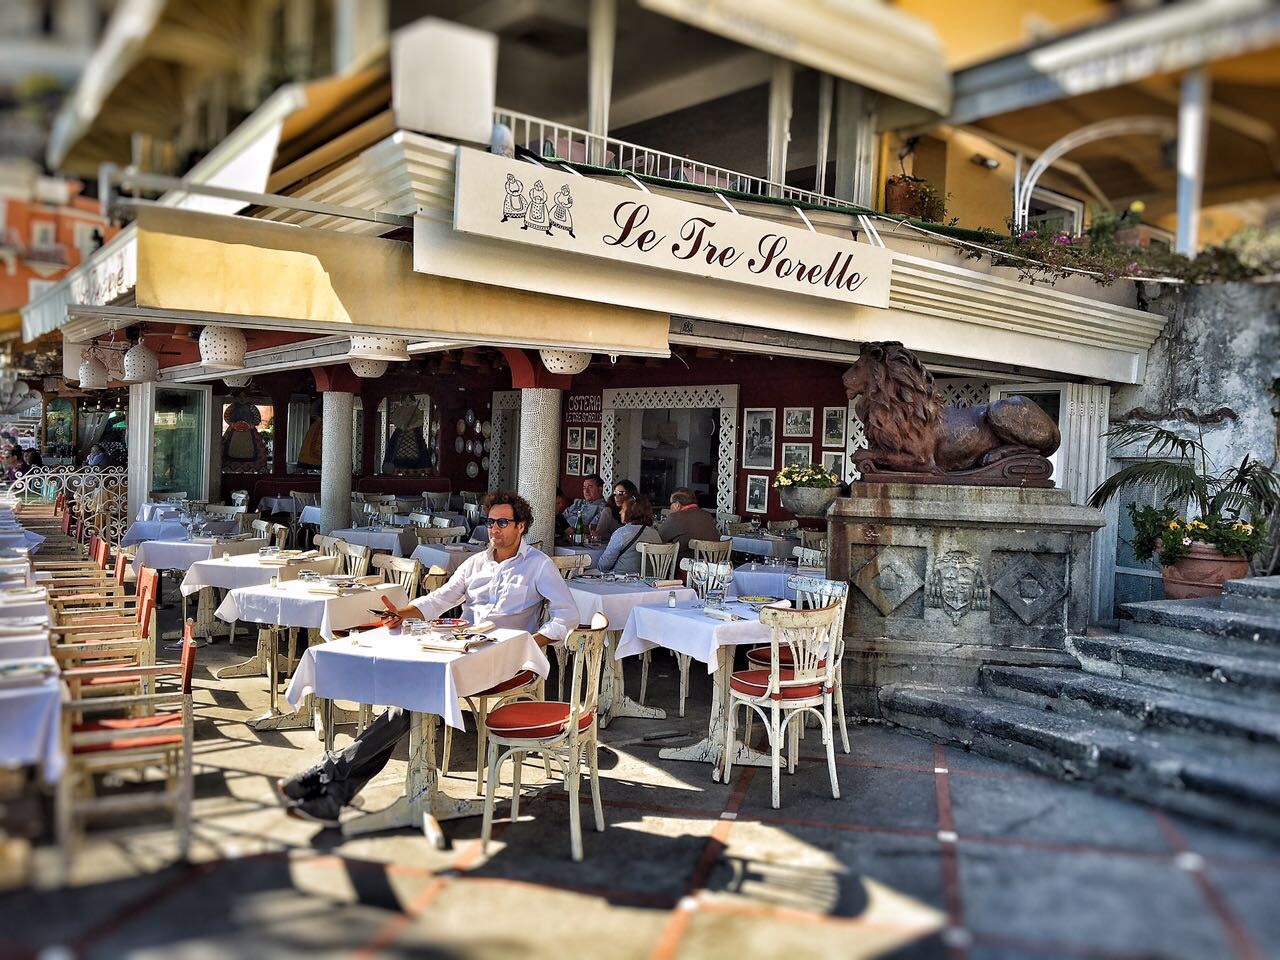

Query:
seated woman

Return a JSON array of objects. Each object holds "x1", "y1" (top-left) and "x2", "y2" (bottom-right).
[
  {"x1": 596, "y1": 494, "x2": 662, "y2": 576},
  {"x1": 595, "y1": 478, "x2": 637, "y2": 541}
]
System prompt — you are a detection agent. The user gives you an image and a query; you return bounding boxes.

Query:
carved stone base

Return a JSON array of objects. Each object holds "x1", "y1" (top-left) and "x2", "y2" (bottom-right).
[
  {"x1": 830, "y1": 483, "x2": 1103, "y2": 717},
  {"x1": 852, "y1": 452, "x2": 1054, "y2": 488}
]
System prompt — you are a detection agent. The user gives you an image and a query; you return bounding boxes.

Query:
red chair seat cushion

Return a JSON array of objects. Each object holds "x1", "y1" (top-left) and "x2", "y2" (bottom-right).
[
  {"x1": 730, "y1": 668, "x2": 825, "y2": 701},
  {"x1": 745, "y1": 646, "x2": 826, "y2": 668},
  {"x1": 80, "y1": 673, "x2": 142, "y2": 688},
  {"x1": 487, "y1": 700, "x2": 594, "y2": 739},
  {"x1": 72, "y1": 715, "x2": 181, "y2": 754},
  {"x1": 476, "y1": 669, "x2": 539, "y2": 697}
]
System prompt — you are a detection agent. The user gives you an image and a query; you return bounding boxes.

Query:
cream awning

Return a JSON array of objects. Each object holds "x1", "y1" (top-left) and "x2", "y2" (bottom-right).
[
  {"x1": 24, "y1": 206, "x2": 670, "y2": 357},
  {"x1": 638, "y1": 0, "x2": 951, "y2": 127}
]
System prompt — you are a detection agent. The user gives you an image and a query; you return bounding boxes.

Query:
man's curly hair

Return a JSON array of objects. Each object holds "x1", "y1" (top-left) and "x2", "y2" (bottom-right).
[{"x1": 483, "y1": 490, "x2": 533, "y2": 529}]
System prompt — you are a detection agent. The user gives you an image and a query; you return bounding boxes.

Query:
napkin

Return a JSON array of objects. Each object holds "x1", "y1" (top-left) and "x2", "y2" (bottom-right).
[
  {"x1": 468, "y1": 620, "x2": 497, "y2": 635},
  {"x1": 649, "y1": 579, "x2": 684, "y2": 589},
  {"x1": 703, "y1": 608, "x2": 743, "y2": 622},
  {"x1": 417, "y1": 635, "x2": 488, "y2": 653}
]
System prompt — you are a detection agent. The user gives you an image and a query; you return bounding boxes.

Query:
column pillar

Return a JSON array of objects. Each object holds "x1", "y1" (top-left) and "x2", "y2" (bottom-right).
[
  {"x1": 320, "y1": 391, "x2": 353, "y2": 533},
  {"x1": 517, "y1": 388, "x2": 561, "y2": 551},
  {"x1": 767, "y1": 58, "x2": 794, "y2": 195},
  {"x1": 834, "y1": 80, "x2": 879, "y2": 207},
  {"x1": 1175, "y1": 68, "x2": 1210, "y2": 256},
  {"x1": 587, "y1": 0, "x2": 616, "y2": 167}
]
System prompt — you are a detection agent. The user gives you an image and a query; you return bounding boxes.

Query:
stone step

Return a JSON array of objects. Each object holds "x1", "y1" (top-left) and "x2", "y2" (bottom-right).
[
  {"x1": 1068, "y1": 632, "x2": 1280, "y2": 706},
  {"x1": 1222, "y1": 575, "x2": 1280, "y2": 616},
  {"x1": 1118, "y1": 597, "x2": 1280, "y2": 658},
  {"x1": 880, "y1": 684, "x2": 1280, "y2": 839},
  {"x1": 980, "y1": 665, "x2": 1280, "y2": 747}
]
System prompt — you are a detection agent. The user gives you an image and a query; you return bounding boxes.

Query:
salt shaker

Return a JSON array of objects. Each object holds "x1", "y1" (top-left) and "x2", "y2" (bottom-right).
[
  {"x1": 667, "y1": 590, "x2": 677, "y2": 608},
  {"x1": 222, "y1": 550, "x2": 230, "y2": 562},
  {"x1": 269, "y1": 575, "x2": 278, "y2": 588}
]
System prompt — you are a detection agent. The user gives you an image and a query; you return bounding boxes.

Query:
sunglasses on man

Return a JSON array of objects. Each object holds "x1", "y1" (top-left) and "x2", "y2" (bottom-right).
[{"x1": 481, "y1": 517, "x2": 518, "y2": 529}]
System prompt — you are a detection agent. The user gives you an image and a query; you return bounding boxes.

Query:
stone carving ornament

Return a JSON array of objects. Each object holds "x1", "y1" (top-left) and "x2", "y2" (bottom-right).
[
  {"x1": 842, "y1": 341, "x2": 1060, "y2": 486},
  {"x1": 925, "y1": 550, "x2": 989, "y2": 625}
]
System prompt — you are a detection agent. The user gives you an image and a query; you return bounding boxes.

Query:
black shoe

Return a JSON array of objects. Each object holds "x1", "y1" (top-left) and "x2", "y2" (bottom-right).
[
  {"x1": 287, "y1": 793, "x2": 343, "y2": 829},
  {"x1": 277, "y1": 767, "x2": 323, "y2": 804}
]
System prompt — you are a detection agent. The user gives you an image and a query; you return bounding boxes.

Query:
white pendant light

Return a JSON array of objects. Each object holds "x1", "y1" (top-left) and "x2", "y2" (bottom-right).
[
  {"x1": 349, "y1": 358, "x2": 388, "y2": 378},
  {"x1": 223, "y1": 373, "x2": 253, "y2": 388},
  {"x1": 348, "y1": 335, "x2": 410, "y2": 361},
  {"x1": 199, "y1": 325, "x2": 247, "y2": 369},
  {"x1": 538, "y1": 349, "x2": 592, "y2": 375},
  {"x1": 122, "y1": 341, "x2": 159, "y2": 382},
  {"x1": 78, "y1": 355, "x2": 108, "y2": 389}
]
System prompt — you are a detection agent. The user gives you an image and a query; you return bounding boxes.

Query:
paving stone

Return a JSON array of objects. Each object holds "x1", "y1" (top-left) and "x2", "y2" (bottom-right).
[
  {"x1": 1204, "y1": 863, "x2": 1280, "y2": 960},
  {"x1": 736, "y1": 762, "x2": 939, "y2": 832},
  {"x1": 957, "y1": 846, "x2": 1236, "y2": 959}
]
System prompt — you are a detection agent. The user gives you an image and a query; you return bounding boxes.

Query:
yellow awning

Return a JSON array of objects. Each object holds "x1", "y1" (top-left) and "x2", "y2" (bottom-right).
[
  {"x1": 133, "y1": 206, "x2": 669, "y2": 356},
  {"x1": 0, "y1": 311, "x2": 21, "y2": 342}
]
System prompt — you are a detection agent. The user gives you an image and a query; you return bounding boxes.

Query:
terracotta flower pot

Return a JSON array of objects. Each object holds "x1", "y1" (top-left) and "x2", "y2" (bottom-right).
[
  {"x1": 1160, "y1": 542, "x2": 1250, "y2": 600},
  {"x1": 779, "y1": 486, "x2": 839, "y2": 519}
]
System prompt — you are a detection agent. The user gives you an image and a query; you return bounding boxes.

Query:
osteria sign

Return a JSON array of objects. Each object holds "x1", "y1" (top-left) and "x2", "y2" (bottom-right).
[{"x1": 453, "y1": 150, "x2": 891, "y2": 308}]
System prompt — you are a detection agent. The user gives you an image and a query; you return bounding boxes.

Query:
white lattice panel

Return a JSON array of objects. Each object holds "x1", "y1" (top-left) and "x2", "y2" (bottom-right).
[
  {"x1": 936, "y1": 379, "x2": 992, "y2": 409},
  {"x1": 604, "y1": 384, "x2": 737, "y2": 411},
  {"x1": 489, "y1": 391, "x2": 520, "y2": 492}
]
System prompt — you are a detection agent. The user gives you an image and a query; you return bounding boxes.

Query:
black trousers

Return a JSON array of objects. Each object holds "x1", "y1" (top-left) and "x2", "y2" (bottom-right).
[{"x1": 287, "y1": 706, "x2": 412, "y2": 805}]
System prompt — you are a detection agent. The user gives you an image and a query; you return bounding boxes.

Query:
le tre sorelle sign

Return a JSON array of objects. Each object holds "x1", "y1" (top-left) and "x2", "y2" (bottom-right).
[{"x1": 453, "y1": 150, "x2": 892, "y2": 309}]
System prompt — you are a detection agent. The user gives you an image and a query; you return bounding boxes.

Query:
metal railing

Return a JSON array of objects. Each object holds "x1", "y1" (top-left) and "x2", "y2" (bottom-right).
[{"x1": 494, "y1": 108, "x2": 845, "y2": 209}]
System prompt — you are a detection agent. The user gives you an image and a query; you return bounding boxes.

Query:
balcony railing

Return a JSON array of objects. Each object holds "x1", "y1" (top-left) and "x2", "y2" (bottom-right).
[{"x1": 494, "y1": 108, "x2": 845, "y2": 209}]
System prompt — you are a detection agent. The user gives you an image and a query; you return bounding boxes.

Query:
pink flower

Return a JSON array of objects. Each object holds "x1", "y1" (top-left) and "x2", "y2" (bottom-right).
[{"x1": 1126, "y1": 262, "x2": 1139, "y2": 272}]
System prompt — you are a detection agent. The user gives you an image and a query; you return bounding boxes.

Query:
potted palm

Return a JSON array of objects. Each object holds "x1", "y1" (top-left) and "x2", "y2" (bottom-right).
[
  {"x1": 774, "y1": 463, "x2": 841, "y2": 518},
  {"x1": 1088, "y1": 423, "x2": 1278, "y2": 599}
]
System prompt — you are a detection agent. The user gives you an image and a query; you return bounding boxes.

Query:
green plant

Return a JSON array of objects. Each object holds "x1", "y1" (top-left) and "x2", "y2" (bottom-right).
[
  {"x1": 774, "y1": 463, "x2": 839, "y2": 490},
  {"x1": 885, "y1": 175, "x2": 952, "y2": 224},
  {"x1": 1089, "y1": 422, "x2": 1280, "y2": 563}
]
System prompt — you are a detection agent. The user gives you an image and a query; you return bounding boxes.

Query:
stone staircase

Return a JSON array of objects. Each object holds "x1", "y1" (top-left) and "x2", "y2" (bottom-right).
[{"x1": 880, "y1": 575, "x2": 1280, "y2": 838}]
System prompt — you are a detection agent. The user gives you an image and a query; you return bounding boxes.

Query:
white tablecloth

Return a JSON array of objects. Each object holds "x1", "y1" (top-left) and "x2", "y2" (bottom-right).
[
  {"x1": 136, "y1": 502, "x2": 182, "y2": 522},
  {"x1": 568, "y1": 580, "x2": 697, "y2": 630},
  {"x1": 0, "y1": 528, "x2": 43, "y2": 553},
  {"x1": 617, "y1": 600, "x2": 768, "y2": 670},
  {"x1": 0, "y1": 632, "x2": 49, "y2": 659},
  {"x1": 259, "y1": 496, "x2": 301, "y2": 515},
  {"x1": 0, "y1": 588, "x2": 49, "y2": 621},
  {"x1": 180, "y1": 553, "x2": 340, "y2": 596},
  {"x1": 555, "y1": 544, "x2": 608, "y2": 567},
  {"x1": 215, "y1": 581, "x2": 409, "y2": 641},
  {"x1": 299, "y1": 505, "x2": 323, "y2": 527},
  {"x1": 411, "y1": 542, "x2": 482, "y2": 575},
  {"x1": 285, "y1": 626, "x2": 549, "y2": 730},
  {"x1": 133, "y1": 537, "x2": 267, "y2": 572},
  {"x1": 122, "y1": 519, "x2": 239, "y2": 546},
  {"x1": 0, "y1": 660, "x2": 64, "y2": 783},
  {"x1": 731, "y1": 535, "x2": 799, "y2": 560},
  {"x1": 732, "y1": 563, "x2": 801, "y2": 600},
  {"x1": 330, "y1": 527, "x2": 417, "y2": 557}
]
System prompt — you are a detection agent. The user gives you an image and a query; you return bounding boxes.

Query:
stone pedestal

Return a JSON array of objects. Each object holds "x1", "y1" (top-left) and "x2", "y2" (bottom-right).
[{"x1": 828, "y1": 483, "x2": 1104, "y2": 716}]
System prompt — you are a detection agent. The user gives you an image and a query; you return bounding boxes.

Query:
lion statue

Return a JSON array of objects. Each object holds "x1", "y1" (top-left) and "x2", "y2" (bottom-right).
[{"x1": 842, "y1": 341, "x2": 1060, "y2": 478}]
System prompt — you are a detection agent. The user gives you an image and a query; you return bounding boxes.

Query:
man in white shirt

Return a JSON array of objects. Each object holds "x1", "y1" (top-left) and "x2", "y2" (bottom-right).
[{"x1": 277, "y1": 491, "x2": 578, "y2": 826}]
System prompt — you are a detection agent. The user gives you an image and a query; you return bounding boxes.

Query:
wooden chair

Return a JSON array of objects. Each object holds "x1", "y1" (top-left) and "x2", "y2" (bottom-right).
[
  {"x1": 371, "y1": 555, "x2": 423, "y2": 601},
  {"x1": 724, "y1": 521, "x2": 754, "y2": 535},
  {"x1": 313, "y1": 534, "x2": 340, "y2": 557},
  {"x1": 423, "y1": 491, "x2": 451, "y2": 512},
  {"x1": 421, "y1": 564, "x2": 448, "y2": 594},
  {"x1": 767, "y1": 519, "x2": 799, "y2": 534},
  {"x1": 236, "y1": 512, "x2": 258, "y2": 535},
  {"x1": 56, "y1": 622, "x2": 196, "y2": 880},
  {"x1": 204, "y1": 504, "x2": 246, "y2": 519},
  {"x1": 415, "y1": 526, "x2": 466, "y2": 545},
  {"x1": 408, "y1": 511, "x2": 433, "y2": 527},
  {"x1": 636, "y1": 541, "x2": 678, "y2": 579},
  {"x1": 482, "y1": 613, "x2": 609, "y2": 861},
  {"x1": 269, "y1": 523, "x2": 290, "y2": 550},
  {"x1": 463, "y1": 502, "x2": 482, "y2": 528},
  {"x1": 800, "y1": 529, "x2": 827, "y2": 551},
  {"x1": 689, "y1": 537, "x2": 732, "y2": 563},
  {"x1": 429, "y1": 516, "x2": 456, "y2": 529},
  {"x1": 332, "y1": 540, "x2": 371, "y2": 578},
  {"x1": 551, "y1": 553, "x2": 590, "y2": 580},
  {"x1": 251, "y1": 519, "x2": 272, "y2": 539},
  {"x1": 715, "y1": 512, "x2": 742, "y2": 534},
  {"x1": 793, "y1": 545, "x2": 824, "y2": 569},
  {"x1": 229, "y1": 490, "x2": 249, "y2": 507},
  {"x1": 745, "y1": 575, "x2": 852, "y2": 754},
  {"x1": 724, "y1": 602, "x2": 844, "y2": 808}
]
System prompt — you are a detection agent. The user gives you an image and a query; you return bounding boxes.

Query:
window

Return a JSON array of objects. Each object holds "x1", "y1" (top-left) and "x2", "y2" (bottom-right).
[
  {"x1": 1027, "y1": 187, "x2": 1085, "y2": 237},
  {"x1": 30, "y1": 220, "x2": 55, "y2": 249},
  {"x1": 73, "y1": 222, "x2": 99, "y2": 258},
  {"x1": 1111, "y1": 472, "x2": 1167, "y2": 609}
]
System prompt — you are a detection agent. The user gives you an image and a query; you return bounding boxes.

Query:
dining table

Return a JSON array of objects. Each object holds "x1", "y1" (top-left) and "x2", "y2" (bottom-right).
[
  {"x1": 411, "y1": 542, "x2": 483, "y2": 575},
  {"x1": 730, "y1": 533, "x2": 800, "y2": 561},
  {"x1": 258, "y1": 496, "x2": 301, "y2": 515},
  {"x1": 617, "y1": 599, "x2": 775, "y2": 772},
  {"x1": 554, "y1": 543, "x2": 608, "y2": 568},
  {"x1": 731, "y1": 562, "x2": 801, "y2": 601},
  {"x1": 285, "y1": 624, "x2": 549, "y2": 845},
  {"x1": 181, "y1": 552, "x2": 341, "y2": 645},
  {"x1": 0, "y1": 586, "x2": 51, "y2": 622},
  {"x1": 328, "y1": 526, "x2": 418, "y2": 557},
  {"x1": 0, "y1": 526, "x2": 44, "y2": 553},
  {"x1": 121, "y1": 519, "x2": 239, "y2": 547},
  {"x1": 214, "y1": 579, "x2": 408, "y2": 731},
  {"x1": 135, "y1": 502, "x2": 183, "y2": 522},
  {"x1": 0, "y1": 656, "x2": 64, "y2": 783},
  {"x1": 567, "y1": 578, "x2": 696, "y2": 726}
]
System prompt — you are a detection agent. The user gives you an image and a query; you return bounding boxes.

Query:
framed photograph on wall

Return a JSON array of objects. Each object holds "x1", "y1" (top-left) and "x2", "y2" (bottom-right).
[
  {"x1": 822, "y1": 406, "x2": 847, "y2": 448},
  {"x1": 582, "y1": 426, "x2": 599, "y2": 449},
  {"x1": 783, "y1": 407, "x2": 813, "y2": 437},
  {"x1": 821, "y1": 450, "x2": 845, "y2": 480},
  {"x1": 566, "y1": 453, "x2": 581, "y2": 476},
  {"x1": 742, "y1": 408, "x2": 775, "y2": 469},
  {"x1": 566, "y1": 427, "x2": 582, "y2": 450},
  {"x1": 582, "y1": 453, "x2": 598, "y2": 477},
  {"x1": 781, "y1": 442, "x2": 813, "y2": 469},
  {"x1": 745, "y1": 475, "x2": 769, "y2": 514}
]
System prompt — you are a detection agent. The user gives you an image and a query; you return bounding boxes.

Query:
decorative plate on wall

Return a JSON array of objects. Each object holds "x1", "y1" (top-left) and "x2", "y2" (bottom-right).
[
  {"x1": 474, "y1": 421, "x2": 484, "y2": 436},
  {"x1": 456, "y1": 418, "x2": 466, "y2": 434},
  {"x1": 472, "y1": 439, "x2": 484, "y2": 455},
  {"x1": 482, "y1": 456, "x2": 490, "y2": 469},
  {"x1": 454, "y1": 437, "x2": 465, "y2": 453},
  {"x1": 465, "y1": 409, "x2": 476, "y2": 426},
  {"x1": 481, "y1": 421, "x2": 492, "y2": 438},
  {"x1": 466, "y1": 461, "x2": 479, "y2": 478}
]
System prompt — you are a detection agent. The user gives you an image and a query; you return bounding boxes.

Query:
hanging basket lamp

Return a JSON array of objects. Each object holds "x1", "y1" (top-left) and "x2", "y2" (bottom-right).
[
  {"x1": 350, "y1": 358, "x2": 389, "y2": 378},
  {"x1": 538, "y1": 349, "x2": 592, "y2": 375},
  {"x1": 223, "y1": 373, "x2": 253, "y2": 388},
  {"x1": 348, "y1": 335, "x2": 410, "y2": 361},
  {"x1": 78, "y1": 353, "x2": 109, "y2": 390},
  {"x1": 122, "y1": 340, "x2": 159, "y2": 383},
  {"x1": 199, "y1": 325, "x2": 247, "y2": 370}
]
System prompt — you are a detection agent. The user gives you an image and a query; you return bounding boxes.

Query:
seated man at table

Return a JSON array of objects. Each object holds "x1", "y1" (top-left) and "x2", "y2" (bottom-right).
[
  {"x1": 657, "y1": 487, "x2": 721, "y2": 562},
  {"x1": 560, "y1": 474, "x2": 608, "y2": 540},
  {"x1": 275, "y1": 490, "x2": 579, "y2": 827}
]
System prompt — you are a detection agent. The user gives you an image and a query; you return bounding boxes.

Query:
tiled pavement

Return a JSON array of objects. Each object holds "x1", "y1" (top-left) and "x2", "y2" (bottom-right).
[{"x1": 3, "y1": 610, "x2": 1279, "y2": 960}]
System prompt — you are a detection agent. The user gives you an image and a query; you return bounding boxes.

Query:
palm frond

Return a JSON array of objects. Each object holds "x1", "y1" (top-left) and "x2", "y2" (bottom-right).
[
  {"x1": 1103, "y1": 422, "x2": 1205, "y2": 464},
  {"x1": 1088, "y1": 460, "x2": 1209, "y2": 512}
]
